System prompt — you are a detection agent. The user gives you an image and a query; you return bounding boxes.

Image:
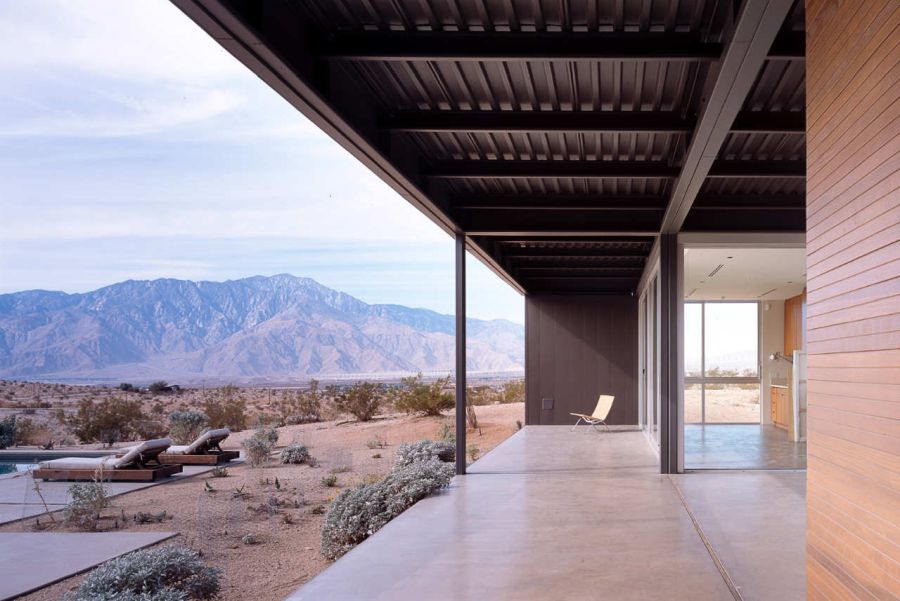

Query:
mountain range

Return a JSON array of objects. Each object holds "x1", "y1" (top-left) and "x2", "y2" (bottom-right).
[{"x1": 0, "y1": 274, "x2": 523, "y2": 384}]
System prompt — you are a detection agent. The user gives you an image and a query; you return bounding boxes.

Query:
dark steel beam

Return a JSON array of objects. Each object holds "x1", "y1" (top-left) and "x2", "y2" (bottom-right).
[
  {"x1": 454, "y1": 233, "x2": 466, "y2": 476},
  {"x1": 452, "y1": 195, "x2": 667, "y2": 211},
  {"x1": 428, "y1": 160, "x2": 679, "y2": 179},
  {"x1": 388, "y1": 109, "x2": 802, "y2": 134},
  {"x1": 707, "y1": 160, "x2": 806, "y2": 178},
  {"x1": 511, "y1": 259, "x2": 645, "y2": 269},
  {"x1": 517, "y1": 267, "x2": 643, "y2": 277},
  {"x1": 386, "y1": 111, "x2": 695, "y2": 134},
  {"x1": 660, "y1": 0, "x2": 798, "y2": 233},
  {"x1": 767, "y1": 30, "x2": 805, "y2": 60},
  {"x1": 730, "y1": 110, "x2": 805, "y2": 134},
  {"x1": 431, "y1": 159, "x2": 801, "y2": 180},
  {"x1": 460, "y1": 209, "x2": 661, "y2": 236},
  {"x1": 320, "y1": 32, "x2": 723, "y2": 62}
]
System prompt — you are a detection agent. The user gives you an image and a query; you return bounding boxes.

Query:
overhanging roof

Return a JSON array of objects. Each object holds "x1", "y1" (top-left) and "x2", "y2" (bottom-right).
[{"x1": 173, "y1": 0, "x2": 806, "y2": 295}]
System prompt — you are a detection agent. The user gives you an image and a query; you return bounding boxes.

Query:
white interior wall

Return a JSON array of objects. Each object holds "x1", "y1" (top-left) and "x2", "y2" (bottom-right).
[{"x1": 760, "y1": 300, "x2": 788, "y2": 424}]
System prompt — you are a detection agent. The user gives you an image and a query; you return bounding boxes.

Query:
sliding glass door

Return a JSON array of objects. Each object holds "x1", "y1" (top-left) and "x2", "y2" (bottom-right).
[
  {"x1": 640, "y1": 271, "x2": 661, "y2": 449},
  {"x1": 684, "y1": 302, "x2": 761, "y2": 424}
]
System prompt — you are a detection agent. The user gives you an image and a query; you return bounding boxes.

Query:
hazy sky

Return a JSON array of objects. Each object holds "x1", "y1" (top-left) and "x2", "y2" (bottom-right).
[{"x1": 0, "y1": 1, "x2": 524, "y2": 323}]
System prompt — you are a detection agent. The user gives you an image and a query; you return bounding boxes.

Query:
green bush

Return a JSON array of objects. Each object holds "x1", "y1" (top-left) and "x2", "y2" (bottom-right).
[
  {"x1": 395, "y1": 373, "x2": 453, "y2": 417},
  {"x1": 67, "y1": 544, "x2": 220, "y2": 601},
  {"x1": 148, "y1": 381, "x2": 170, "y2": 394},
  {"x1": 64, "y1": 398, "x2": 147, "y2": 446},
  {"x1": 321, "y1": 460, "x2": 454, "y2": 559},
  {"x1": 203, "y1": 385, "x2": 247, "y2": 431},
  {"x1": 65, "y1": 482, "x2": 109, "y2": 531},
  {"x1": 0, "y1": 415, "x2": 16, "y2": 449},
  {"x1": 333, "y1": 381, "x2": 384, "y2": 422},
  {"x1": 277, "y1": 380, "x2": 323, "y2": 424},
  {"x1": 168, "y1": 411, "x2": 209, "y2": 444}
]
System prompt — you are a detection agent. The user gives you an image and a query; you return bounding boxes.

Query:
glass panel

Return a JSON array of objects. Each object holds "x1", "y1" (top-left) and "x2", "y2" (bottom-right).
[
  {"x1": 704, "y1": 303, "x2": 758, "y2": 378},
  {"x1": 703, "y1": 383, "x2": 761, "y2": 423},
  {"x1": 685, "y1": 383, "x2": 702, "y2": 424},
  {"x1": 684, "y1": 303, "x2": 702, "y2": 378}
]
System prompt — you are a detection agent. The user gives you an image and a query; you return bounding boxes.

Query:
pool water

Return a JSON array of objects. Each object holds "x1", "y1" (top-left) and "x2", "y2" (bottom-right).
[{"x1": 0, "y1": 461, "x2": 37, "y2": 475}]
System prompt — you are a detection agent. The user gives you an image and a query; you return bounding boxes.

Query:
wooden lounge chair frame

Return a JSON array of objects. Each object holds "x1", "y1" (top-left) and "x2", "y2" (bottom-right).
[
  {"x1": 159, "y1": 429, "x2": 240, "y2": 465},
  {"x1": 570, "y1": 395, "x2": 615, "y2": 433},
  {"x1": 33, "y1": 440, "x2": 183, "y2": 482}
]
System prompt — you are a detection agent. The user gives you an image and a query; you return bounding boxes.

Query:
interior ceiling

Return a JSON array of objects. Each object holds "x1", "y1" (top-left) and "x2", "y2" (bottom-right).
[
  {"x1": 173, "y1": 0, "x2": 807, "y2": 296},
  {"x1": 683, "y1": 247, "x2": 806, "y2": 300}
]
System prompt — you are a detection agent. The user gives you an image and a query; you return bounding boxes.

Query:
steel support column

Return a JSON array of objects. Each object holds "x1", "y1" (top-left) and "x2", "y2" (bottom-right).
[
  {"x1": 455, "y1": 233, "x2": 467, "y2": 476},
  {"x1": 659, "y1": 233, "x2": 681, "y2": 474}
]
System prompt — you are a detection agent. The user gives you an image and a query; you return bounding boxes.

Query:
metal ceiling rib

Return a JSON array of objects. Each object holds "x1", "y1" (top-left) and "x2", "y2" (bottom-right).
[{"x1": 172, "y1": 0, "x2": 806, "y2": 295}]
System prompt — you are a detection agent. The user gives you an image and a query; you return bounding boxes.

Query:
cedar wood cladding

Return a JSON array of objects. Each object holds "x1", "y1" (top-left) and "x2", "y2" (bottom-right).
[
  {"x1": 805, "y1": 0, "x2": 900, "y2": 599},
  {"x1": 525, "y1": 295, "x2": 638, "y2": 426}
]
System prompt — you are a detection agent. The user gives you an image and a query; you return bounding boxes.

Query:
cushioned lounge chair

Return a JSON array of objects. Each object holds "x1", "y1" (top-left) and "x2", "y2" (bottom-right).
[
  {"x1": 570, "y1": 395, "x2": 615, "y2": 433},
  {"x1": 32, "y1": 438, "x2": 182, "y2": 481},
  {"x1": 158, "y1": 428, "x2": 238, "y2": 465}
]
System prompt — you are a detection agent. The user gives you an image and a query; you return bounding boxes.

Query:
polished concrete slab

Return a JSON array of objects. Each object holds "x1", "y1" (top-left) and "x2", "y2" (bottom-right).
[
  {"x1": 0, "y1": 531, "x2": 176, "y2": 600},
  {"x1": 289, "y1": 428, "x2": 736, "y2": 601},
  {"x1": 0, "y1": 460, "x2": 243, "y2": 525},
  {"x1": 672, "y1": 471, "x2": 806, "y2": 601},
  {"x1": 684, "y1": 424, "x2": 806, "y2": 470}
]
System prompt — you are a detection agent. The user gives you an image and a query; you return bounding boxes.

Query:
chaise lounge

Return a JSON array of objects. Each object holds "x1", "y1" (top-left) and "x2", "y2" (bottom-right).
[
  {"x1": 32, "y1": 438, "x2": 182, "y2": 482},
  {"x1": 157, "y1": 428, "x2": 238, "y2": 465}
]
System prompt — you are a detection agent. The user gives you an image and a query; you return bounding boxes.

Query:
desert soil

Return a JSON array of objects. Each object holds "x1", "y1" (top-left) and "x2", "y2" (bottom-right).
[{"x1": 4, "y1": 402, "x2": 524, "y2": 601}]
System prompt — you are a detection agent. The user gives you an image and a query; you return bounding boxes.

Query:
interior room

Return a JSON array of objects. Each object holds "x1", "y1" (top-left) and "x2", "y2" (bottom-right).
[{"x1": 683, "y1": 247, "x2": 807, "y2": 470}]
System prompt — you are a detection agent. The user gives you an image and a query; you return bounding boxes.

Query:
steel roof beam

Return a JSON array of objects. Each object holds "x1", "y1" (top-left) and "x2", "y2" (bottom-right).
[
  {"x1": 320, "y1": 32, "x2": 723, "y2": 62},
  {"x1": 660, "y1": 0, "x2": 799, "y2": 233}
]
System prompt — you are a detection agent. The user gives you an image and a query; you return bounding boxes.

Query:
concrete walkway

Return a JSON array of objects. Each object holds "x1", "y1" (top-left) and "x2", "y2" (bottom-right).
[
  {"x1": 0, "y1": 531, "x2": 176, "y2": 600},
  {"x1": 671, "y1": 470, "x2": 806, "y2": 601},
  {"x1": 0, "y1": 462, "x2": 241, "y2": 525},
  {"x1": 289, "y1": 427, "x2": 770, "y2": 601}
]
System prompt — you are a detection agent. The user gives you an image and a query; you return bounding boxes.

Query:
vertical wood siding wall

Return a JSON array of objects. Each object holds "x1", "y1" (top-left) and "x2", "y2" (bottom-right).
[
  {"x1": 525, "y1": 295, "x2": 638, "y2": 426},
  {"x1": 806, "y1": 1, "x2": 900, "y2": 599}
]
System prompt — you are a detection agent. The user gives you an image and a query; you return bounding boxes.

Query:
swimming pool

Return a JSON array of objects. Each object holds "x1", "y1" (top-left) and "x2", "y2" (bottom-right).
[{"x1": 0, "y1": 451, "x2": 113, "y2": 475}]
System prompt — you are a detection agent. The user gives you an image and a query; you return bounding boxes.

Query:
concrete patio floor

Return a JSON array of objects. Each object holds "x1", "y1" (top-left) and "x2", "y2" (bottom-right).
[
  {"x1": 0, "y1": 460, "x2": 242, "y2": 525},
  {"x1": 0, "y1": 531, "x2": 176, "y2": 600},
  {"x1": 289, "y1": 427, "x2": 806, "y2": 601}
]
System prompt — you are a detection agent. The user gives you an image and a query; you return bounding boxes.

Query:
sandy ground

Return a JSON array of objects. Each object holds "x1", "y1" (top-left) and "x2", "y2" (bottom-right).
[
  {"x1": 4, "y1": 403, "x2": 524, "y2": 601},
  {"x1": 684, "y1": 386, "x2": 760, "y2": 423}
]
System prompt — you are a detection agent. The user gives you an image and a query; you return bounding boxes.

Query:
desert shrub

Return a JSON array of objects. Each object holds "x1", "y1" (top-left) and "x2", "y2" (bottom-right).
[
  {"x1": 321, "y1": 474, "x2": 337, "y2": 487},
  {"x1": 0, "y1": 415, "x2": 16, "y2": 449},
  {"x1": 134, "y1": 418, "x2": 168, "y2": 440},
  {"x1": 13, "y1": 416, "x2": 51, "y2": 446},
  {"x1": 467, "y1": 443, "x2": 480, "y2": 462},
  {"x1": 148, "y1": 381, "x2": 170, "y2": 394},
  {"x1": 168, "y1": 411, "x2": 209, "y2": 444},
  {"x1": 333, "y1": 381, "x2": 384, "y2": 422},
  {"x1": 65, "y1": 481, "x2": 109, "y2": 531},
  {"x1": 394, "y1": 439, "x2": 456, "y2": 468},
  {"x1": 64, "y1": 398, "x2": 147, "y2": 446},
  {"x1": 321, "y1": 460, "x2": 454, "y2": 559},
  {"x1": 395, "y1": 373, "x2": 454, "y2": 417},
  {"x1": 242, "y1": 426, "x2": 278, "y2": 467},
  {"x1": 68, "y1": 544, "x2": 220, "y2": 601},
  {"x1": 437, "y1": 422, "x2": 455, "y2": 443},
  {"x1": 280, "y1": 444, "x2": 310, "y2": 465},
  {"x1": 466, "y1": 385, "x2": 498, "y2": 406},
  {"x1": 365, "y1": 435, "x2": 386, "y2": 449},
  {"x1": 277, "y1": 380, "x2": 323, "y2": 424},
  {"x1": 118, "y1": 383, "x2": 136, "y2": 392},
  {"x1": 203, "y1": 385, "x2": 247, "y2": 431},
  {"x1": 501, "y1": 379, "x2": 525, "y2": 404}
]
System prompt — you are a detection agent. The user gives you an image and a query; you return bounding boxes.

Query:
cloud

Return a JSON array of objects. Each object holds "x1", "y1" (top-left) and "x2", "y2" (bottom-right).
[{"x1": 0, "y1": 1, "x2": 523, "y2": 323}]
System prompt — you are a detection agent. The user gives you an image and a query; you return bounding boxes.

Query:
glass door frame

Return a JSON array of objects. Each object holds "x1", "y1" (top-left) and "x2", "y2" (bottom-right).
[
  {"x1": 638, "y1": 264, "x2": 661, "y2": 452},
  {"x1": 684, "y1": 300, "x2": 762, "y2": 424}
]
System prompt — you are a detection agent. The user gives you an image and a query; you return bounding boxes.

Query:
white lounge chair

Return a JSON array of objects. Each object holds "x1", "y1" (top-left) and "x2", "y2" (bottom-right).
[
  {"x1": 570, "y1": 395, "x2": 615, "y2": 433},
  {"x1": 33, "y1": 438, "x2": 182, "y2": 481},
  {"x1": 160, "y1": 428, "x2": 238, "y2": 465}
]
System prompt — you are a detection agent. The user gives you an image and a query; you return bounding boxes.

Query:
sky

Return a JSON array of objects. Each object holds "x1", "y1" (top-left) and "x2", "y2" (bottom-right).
[{"x1": 0, "y1": 1, "x2": 524, "y2": 323}]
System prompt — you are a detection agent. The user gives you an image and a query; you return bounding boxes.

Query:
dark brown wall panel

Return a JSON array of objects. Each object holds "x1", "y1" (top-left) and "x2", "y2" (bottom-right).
[
  {"x1": 806, "y1": 1, "x2": 900, "y2": 600},
  {"x1": 525, "y1": 295, "x2": 638, "y2": 426}
]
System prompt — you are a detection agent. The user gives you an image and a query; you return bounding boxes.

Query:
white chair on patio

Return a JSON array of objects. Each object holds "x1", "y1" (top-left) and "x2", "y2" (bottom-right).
[{"x1": 570, "y1": 395, "x2": 615, "y2": 433}]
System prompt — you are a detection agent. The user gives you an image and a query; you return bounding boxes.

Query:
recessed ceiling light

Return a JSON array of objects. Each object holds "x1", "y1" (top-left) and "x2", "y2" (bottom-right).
[{"x1": 726, "y1": 256, "x2": 733, "y2": 259}]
